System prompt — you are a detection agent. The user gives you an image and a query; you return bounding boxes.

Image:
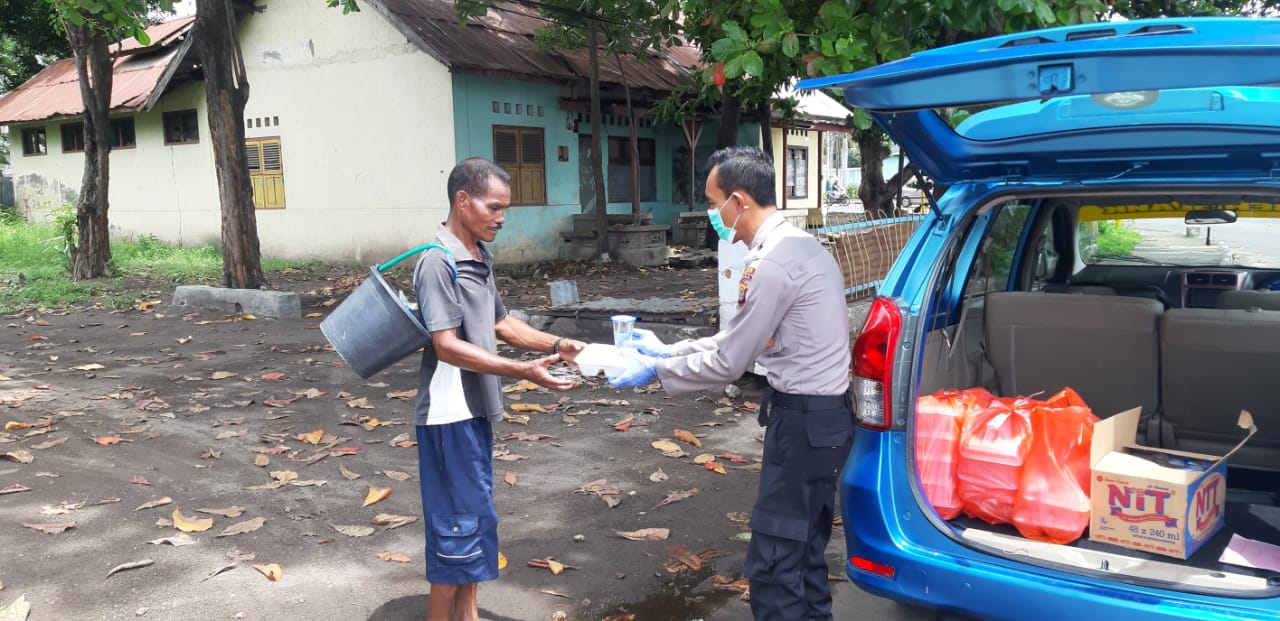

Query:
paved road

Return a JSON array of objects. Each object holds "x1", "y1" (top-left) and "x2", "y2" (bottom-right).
[{"x1": 1131, "y1": 218, "x2": 1280, "y2": 268}]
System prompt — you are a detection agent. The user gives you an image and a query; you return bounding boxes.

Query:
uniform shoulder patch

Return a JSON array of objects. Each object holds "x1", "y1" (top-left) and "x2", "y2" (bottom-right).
[{"x1": 737, "y1": 267, "x2": 756, "y2": 307}]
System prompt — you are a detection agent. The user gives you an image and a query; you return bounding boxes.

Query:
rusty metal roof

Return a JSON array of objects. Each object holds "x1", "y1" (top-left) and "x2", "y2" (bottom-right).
[
  {"x1": 0, "y1": 17, "x2": 194, "y2": 125},
  {"x1": 366, "y1": 0, "x2": 700, "y2": 94}
]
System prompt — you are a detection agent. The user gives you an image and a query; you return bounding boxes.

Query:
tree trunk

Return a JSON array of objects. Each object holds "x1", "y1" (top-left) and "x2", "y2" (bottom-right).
[
  {"x1": 855, "y1": 126, "x2": 892, "y2": 217},
  {"x1": 610, "y1": 52, "x2": 641, "y2": 224},
  {"x1": 196, "y1": 0, "x2": 266, "y2": 289},
  {"x1": 715, "y1": 92, "x2": 741, "y2": 149},
  {"x1": 587, "y1": 20, "x2": 609, "y2": 257},
  {"x1": 63, "y1": 21, "x2": 112, "y2": 280}
]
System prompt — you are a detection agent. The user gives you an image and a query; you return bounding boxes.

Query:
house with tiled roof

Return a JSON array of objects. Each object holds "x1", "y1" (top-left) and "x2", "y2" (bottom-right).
[{"x1": 0, "y1": 0, "x2": 770, "y2": 264}]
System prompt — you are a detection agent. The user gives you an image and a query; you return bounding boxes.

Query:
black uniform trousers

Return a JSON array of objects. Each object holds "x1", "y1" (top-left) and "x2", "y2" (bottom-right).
[{"x1": 744, "y1": 387, "x2": 853, "y2": 621}]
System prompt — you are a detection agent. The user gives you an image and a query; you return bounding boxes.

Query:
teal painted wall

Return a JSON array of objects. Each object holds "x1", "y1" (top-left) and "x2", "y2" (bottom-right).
[{"x1": 451, "y1": 74, "x2": 761, "y2": 264}]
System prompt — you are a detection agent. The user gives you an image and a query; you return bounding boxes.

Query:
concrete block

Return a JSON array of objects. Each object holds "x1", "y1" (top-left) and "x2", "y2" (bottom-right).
[
  {"x1": 549, "y1": 280, "x2": 579, "y2": 306},
  {"x1": 171, "y1": 285, "x2": 302, "y2": 319}
]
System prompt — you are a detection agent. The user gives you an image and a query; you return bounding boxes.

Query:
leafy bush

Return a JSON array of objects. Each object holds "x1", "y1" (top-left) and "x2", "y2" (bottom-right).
[{"x1": 1095, "y1": 221, "x2": 1143, "y2": 255}]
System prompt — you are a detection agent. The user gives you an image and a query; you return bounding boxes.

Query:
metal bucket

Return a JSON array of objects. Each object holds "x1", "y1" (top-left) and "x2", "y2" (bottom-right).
[{"x1": 320, "y1": 243, "x2": 454, "y2": 379}]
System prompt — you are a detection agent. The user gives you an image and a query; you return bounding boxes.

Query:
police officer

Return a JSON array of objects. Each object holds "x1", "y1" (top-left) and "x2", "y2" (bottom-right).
[{"x1": 610, "y1": 146, "x2": 853, "y2": 620}]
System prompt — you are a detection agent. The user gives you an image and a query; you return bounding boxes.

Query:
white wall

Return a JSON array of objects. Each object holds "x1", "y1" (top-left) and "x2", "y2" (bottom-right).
[
  {"x1": 14, "y1": 0, "x2": 455, "y2": 263},
  {"x1": 236, "y1": 0, "x2": 455, "y2": 262}
]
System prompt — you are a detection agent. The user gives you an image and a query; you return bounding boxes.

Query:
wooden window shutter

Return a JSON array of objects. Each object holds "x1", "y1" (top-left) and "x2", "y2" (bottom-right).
[
  {"x1": 245, "y1": 137, "x2": 286, "y2": 209},
  {"x1": 520, "y1": 128, "x2": 545, "y2": 204}
]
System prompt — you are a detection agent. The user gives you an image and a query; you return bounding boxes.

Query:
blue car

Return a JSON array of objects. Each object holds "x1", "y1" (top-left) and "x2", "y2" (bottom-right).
[{"x1": 799, "y1": 18, "x2": 1280, "y2": 621}]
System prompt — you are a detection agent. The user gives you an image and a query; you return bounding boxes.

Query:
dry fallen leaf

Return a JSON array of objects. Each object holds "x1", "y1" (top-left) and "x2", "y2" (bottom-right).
[
  {"x1": 148, "y1": 533, "x2": 197, "y2": 546},
  {"x1": 105, "y1": 559, "x2": 154, "y2": 579},
  {"x1": 510, "y1": 403, "x2": 546, "y2": 413},
  {"x1": 651, "y1": 440, "x2": 681, "y2": 453},
  {"x1": 378, "y1": 551, "x2": 411, "y2": 563},
  {"x1": 254, "y1": 563, "x2": 282, "y2": 581},
  {"x1": 4, "y1": 450, "x2": 33, "y2": 464},
  {"x1": 198, "y1": 506, "x2": 245, "y2": 518},
  {"x1": 371, "y1": 514, "x2": 418, "y2": 529},
  {"x1": 331, "y1": 523, "x2": 376, "y2": 537},
  {"x1": 363, "y1": 486, "x2": 392, "y2": 507},
  {"x1": 498, "y1": 551, "x2": 508, "y2": 570},
  {"x1": 386, "y1": 389, "x2": 417, "y2": 400},
  {"x1": 254, "y1": 454, "x2": 270, "y2": 467},
  {"x1": 4, "y1": 421, "x2": 29, "y2": 430},
  {"x1": 504, "y1": 471, "x2": 517, "y2": 487},
  {"x1": 173, "y1": 510, "x2": 214, "y2": 533},
  {"x1": 704, "y1": 461, "x2": 727, "y2": 475},
  {"x1": 346, "y1": 397, "x2": 374, "y2": 409},
  {"x1": 94, "y1": 436, "x2": 129, "y2": 446},
  {"x1": 270, "y1": 471, "x2": 298, "y2": 484},
  {"x1": 24, "y1": 522, "x2": 75, "y2": 534},
  {"x1": 615, "y1": 528, "x2": 671, "y2": 541},
  {"x1": 31, "y1": 436, "x2": 68, "y2": 450},
  {"x1": 382, "y1": 470, "x2": 411, "y2": 481},
  {"x1": 652, "y1": 488, "x2": 699, "y2": 510},
  {"x1": 73, "y1": 363, "x2": 105, "y2": 371},
  {"x1": 693, "y1": 453, "x2": 717, "y2": 464},
  {"x1": 260, "y1": 372, "x2": 284, "y2": 381},
  {"x1": 674, "y1": 429, "x2": 702, "y2": 448},
  {"x1": 339, "y1": 464, "x2": 361, "y2": 480},
  {"x1": 210, "y1": 371, "x2": 237, "y2": 380},
  {"x1": 648, "y1": 469, "x2": 669, "y2": 483},
  {"x1": 216, "y1": 517, "x2": 266, "y2": 537},
  {"x1": 502, "y1": 380, "x2": 538, "y2": 393},
  {"x1": 1, "y1": 483, "x2": 31, "y2": 495},
  {"x1": 134, "y1": 497, "x2": 173, "y2": 511},
  {"x1": 297, "y1": 429, "x2": 324, "y2": 445}
]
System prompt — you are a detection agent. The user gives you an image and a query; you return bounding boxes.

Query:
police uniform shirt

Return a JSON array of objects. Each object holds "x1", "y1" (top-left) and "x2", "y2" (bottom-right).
[
  {"x1": 412, "y1": 225, "x2": 508, "y2": 426},
  {"x1": 654, "y1": 212, "x2": 851, "y2": 396}
]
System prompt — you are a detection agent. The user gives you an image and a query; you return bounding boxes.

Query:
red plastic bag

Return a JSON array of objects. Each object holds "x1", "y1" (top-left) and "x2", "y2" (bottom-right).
[
  {"x1": 957, "y1": 398, "x2": 1033, "y2": 525},
  {"x1": 1011, "y1": 401, "x2": 1099, "y2": 544},
  {"x1": 916, "y1": 388, "x2": 993, "y2": 519}
]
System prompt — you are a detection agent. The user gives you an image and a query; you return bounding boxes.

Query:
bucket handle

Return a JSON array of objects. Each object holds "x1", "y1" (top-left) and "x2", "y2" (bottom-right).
[{"x1": 378, "y1": 243, "x2": 457, "y2": 280}]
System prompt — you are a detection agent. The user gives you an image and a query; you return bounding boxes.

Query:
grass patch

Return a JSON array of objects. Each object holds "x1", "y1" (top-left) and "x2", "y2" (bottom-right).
[
  {"x1": 1096, "y1": 220, "x2": 1144, "y2": 256},
  {"x1": 0, "y1": 215, "x2": 314, "y2": 314}
]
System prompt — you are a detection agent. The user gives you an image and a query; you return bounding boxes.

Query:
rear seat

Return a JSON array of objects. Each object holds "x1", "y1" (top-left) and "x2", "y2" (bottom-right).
[
  {"x1": 985, "y1": 292, "x2": 1162, "y2": 419},
  {"x1": 1159, "y1": 308, "x2": 1279, "y2": 471},
  {"x1": 1217, "y1": 289, "x2": 1280, "y2": 311}
]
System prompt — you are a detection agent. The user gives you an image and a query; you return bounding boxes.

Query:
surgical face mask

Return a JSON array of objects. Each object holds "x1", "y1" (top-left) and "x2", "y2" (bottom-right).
[{"x1": 707, "y1": 195, "x2": 744, "y2": 242}]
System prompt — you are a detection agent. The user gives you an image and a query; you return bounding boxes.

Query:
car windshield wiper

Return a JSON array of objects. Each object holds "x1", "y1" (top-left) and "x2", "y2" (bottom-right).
[{"x1": 1094, "y1": 254, "x2": 1171, "y2": 266}]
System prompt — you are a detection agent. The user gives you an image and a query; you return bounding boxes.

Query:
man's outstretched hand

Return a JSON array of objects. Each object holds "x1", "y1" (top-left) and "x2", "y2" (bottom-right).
[
  {"x1": 555, "y1": 338, "x2": 587, "y2": 365},
  {"x1": 525, "y1": 355, "x2": 578, "y2": 392}
]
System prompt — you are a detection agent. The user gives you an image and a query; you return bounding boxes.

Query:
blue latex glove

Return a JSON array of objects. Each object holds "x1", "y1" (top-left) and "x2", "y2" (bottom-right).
[
  {"x1": 608, "y1": 350, "x2": 658, "y2": 388},
  {"x1": 628, "y1": 328, "x2": 671, "y2": 358}
]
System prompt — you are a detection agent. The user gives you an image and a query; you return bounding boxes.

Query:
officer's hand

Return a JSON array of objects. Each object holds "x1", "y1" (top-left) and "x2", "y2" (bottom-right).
[
  {"x1": 556, "y1": 338, "x2": 587, "y2": 365},
  {"x1": 628, "y1": 328, "x2": 671, "y2": 358},
  {"x1": 608, "y1": 350, "x2": 657, "y2": 388},
  {"x1": 524, "y1": 355, "x2": 578, "y2": 392}
]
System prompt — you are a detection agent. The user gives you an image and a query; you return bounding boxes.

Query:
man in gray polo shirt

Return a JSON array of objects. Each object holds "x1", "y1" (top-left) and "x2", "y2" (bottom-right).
[
  {"x1": 412, "y1": 157, "x2": 584, "y2": 621},
  {"x1": 610, "y1": 146, "x2": 853, "y2": 620}
]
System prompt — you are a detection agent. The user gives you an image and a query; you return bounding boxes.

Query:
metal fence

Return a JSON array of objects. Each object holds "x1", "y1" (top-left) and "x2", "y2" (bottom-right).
[{"x1": 811, "y1": 208, "x2": 927, "y2": 301}]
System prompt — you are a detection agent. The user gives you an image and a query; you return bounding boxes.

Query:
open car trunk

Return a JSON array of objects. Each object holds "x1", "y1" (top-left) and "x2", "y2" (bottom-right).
[{"x1": 911, "y1": 188, "x2": 1280, "y2": 594}]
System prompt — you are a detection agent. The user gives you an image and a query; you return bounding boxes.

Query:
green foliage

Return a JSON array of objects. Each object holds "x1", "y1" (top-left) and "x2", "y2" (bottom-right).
[
  {"x1": 1095, "y1": 220, "x2": 1143, "y2": 256},
  {"x1": 0, "y1": 217, "x2": 306, "y2": 312},
  {"x1": 45, "y1": 203, "x2": 77, "y2": 272},
  {"x1": 0, "y1": 0, "x2": 72, "y2": 91},
  {"x1": 45, "y1": 0, "x2": 172, "y2": 41}
]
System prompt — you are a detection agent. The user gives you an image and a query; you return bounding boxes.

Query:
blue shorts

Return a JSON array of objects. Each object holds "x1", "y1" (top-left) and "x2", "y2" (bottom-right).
[{"x1": 416, "y1": 419, "x2": 499, "y2": 585}]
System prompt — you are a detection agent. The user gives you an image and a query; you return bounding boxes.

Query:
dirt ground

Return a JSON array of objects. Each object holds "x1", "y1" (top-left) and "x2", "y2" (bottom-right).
[{"x1": 0, "y1": 260, "x2": 852, "y2": 621}]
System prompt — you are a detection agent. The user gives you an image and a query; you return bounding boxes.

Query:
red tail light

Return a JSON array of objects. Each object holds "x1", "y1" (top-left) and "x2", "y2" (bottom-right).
[
  {"x1": 851, "y1": 297, "x2": 902, "y2": 431},
  {"x1": 850, "y1": 556, "x2": 897, "y2": 579}
]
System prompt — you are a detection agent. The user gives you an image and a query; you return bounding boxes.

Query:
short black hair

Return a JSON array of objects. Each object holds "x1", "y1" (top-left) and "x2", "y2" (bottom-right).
[
  {"x1": 446, "y1": 157, "x2": 511, "y2": 207},
  {"x1": 707, "y1": 146, "x2": 776, "y2": 208}
]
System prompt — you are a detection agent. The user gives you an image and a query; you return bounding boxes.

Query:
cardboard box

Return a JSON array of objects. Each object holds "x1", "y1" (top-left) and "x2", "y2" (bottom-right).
[{"x1": 1089, "y1": 408, "x2": 1256, "y2": 559}]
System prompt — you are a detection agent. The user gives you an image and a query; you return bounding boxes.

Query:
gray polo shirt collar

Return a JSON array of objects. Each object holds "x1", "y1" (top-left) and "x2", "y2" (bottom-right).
[{"x1": 434, "y1": 224, "x2": 490, "y2": 265}]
